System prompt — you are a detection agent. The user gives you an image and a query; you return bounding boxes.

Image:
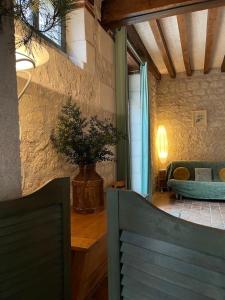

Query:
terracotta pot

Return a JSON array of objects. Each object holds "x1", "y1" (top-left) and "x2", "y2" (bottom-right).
[{"x1": 72, "y1": 164, "x2": 104, "y2": 214}]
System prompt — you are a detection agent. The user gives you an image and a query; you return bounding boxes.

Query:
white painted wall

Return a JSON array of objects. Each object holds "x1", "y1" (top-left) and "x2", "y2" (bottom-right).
[
  {"x1": 129, "y1": 74, "x2": 142, "y2": 194},
  {"x1": 66, "y1": 8, "x2": 87, "y2": 68},
  {"x1": 67, "y1": 8, "x2": 115, "y2": 74}
]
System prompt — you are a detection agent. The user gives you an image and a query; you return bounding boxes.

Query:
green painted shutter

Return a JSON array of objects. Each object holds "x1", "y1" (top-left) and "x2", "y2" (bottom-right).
[{"x1": 0, "y1": 178, "x2": 71, "y2": 300}]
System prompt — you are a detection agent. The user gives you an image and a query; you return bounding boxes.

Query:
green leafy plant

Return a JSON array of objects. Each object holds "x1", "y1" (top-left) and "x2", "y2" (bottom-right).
[
  {"x1": 0, "y1": 1, "x2": 103, "y2": 51},
  {"x1": 51, "y1": 102, "x2": 125, "y2": 165},
  {"x1": 0, "y1": 0, "x2": 74, "y2": 48}
]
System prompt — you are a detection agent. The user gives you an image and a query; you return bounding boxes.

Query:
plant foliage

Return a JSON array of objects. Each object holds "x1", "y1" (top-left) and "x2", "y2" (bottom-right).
[
  {"x1": 51, "y1": 102, "x2": 125, "y2": 165},
  {"x1": 0, "y1": 0, "x2": 74, "y2": 48}
]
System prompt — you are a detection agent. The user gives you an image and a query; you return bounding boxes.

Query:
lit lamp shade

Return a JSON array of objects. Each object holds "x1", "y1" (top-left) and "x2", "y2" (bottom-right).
[
  {"x1": 156, "y1": 125, "x2": 168, "y2": 163},
  {"x1": 15, "y1": 36, "x2": 49, "y2": 72},
  {"x1": 15, "y1": 52, "x2": 36, "y2": 71}
]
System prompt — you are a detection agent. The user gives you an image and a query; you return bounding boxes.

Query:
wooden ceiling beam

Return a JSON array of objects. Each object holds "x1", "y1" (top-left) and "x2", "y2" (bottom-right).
[
  {"x1": 127, "y1": 26, "x2": 161, "y2": 80},
  {"x1": 102, "y1": 0, "x2": 225, "y2": 29},
  {"x1": 204, "y1": 8, "x2": 220, "y2": 74},
  {"x1": 177, "y1": 14, "x2": 192, "y2": 76},
  {"x1": 149, "y1": 19, "x2": 176, "y2": 78},
  {"x1": 221, "y1": 56, "x2": 225, "y2": 72}
]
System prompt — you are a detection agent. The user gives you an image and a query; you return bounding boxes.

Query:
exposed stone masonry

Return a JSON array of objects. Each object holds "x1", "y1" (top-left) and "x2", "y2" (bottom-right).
[
  {"x1": 157, "y1": 70, "x2": 225, "y2": 166},
  {"x1": 18, "y1": 11, "x2": 115, "y2": 195},
  {"x1": 149, "y1": 74, "x2": 159, "y2": 192}
]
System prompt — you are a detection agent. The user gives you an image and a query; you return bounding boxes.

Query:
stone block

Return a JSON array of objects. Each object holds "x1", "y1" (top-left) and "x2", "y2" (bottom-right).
[
  {"x1": 157, "y1": 70, "x2": 225, "y2": 165},
  {"x1": 98, "y1": 26, "x2": 114, "y2": 65},
  {"x1": 100, "y1": 83, "x2": 115, "y2": 113},
  {"x1": 19, "y1": 12, "x2": 116, "y2": 195},
  {"x1": 66, "y1": 8, "x2": 85, "y2": 43},
  {"x1": 84, "y1": 8, "x2": 95, "y2": 45}
]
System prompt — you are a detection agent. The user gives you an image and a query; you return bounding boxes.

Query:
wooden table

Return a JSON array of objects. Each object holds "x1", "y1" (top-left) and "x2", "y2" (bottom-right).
[{"x1": 71, "y1": 210, "x2": 107, "y2": 300}]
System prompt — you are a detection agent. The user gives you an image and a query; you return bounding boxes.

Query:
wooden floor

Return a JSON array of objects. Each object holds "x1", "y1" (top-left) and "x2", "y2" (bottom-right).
[{"x1": 152, "y1": 191, "x2": 176, "y2": 208}]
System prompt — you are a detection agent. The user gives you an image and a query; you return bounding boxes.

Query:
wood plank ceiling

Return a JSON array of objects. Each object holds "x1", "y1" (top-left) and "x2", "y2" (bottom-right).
[
  {"x1": 134, "y1": 7, "x2": 225, "y2": 78},
  {"x1": 102, "y1": 0, "x2": 225, "y2": 79},
  {"x1": 102, "y1": 0, "x2": 225, "y2": 27},
  {"x1": 127, "y1": 26, "x2": 161, "y2": 79}
]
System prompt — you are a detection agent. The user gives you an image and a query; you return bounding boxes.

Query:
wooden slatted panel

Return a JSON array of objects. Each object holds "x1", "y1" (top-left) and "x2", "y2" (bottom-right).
[
  {"x1": 121, "y1": 241, "x2": 225, "y2": 288},
  {"x1": 0, "y1": 178, "x2": 71, "y2": 300},
  {"x1": 107, "y1": 189, "x2": 225, "y2": 300},
  {"x1": 121, "y1": 231, "x2": 225, "y2": 275},
  {"x1": 120, "y1": 230, "x2": 225, "y2": 300},
  {"x1": 122, "y1": 276, "x2": 179, "y2": 300},
  {"x1": 118, "y1": 191, "x2": 225, "y2": 260},
  {"x1": 0, "y1": 206, "x2": 63, "y2": 299}
]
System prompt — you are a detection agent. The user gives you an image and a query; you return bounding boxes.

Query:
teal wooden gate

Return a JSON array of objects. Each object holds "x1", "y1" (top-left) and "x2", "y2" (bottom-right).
[
  {"x1": 0, "y1": 178, "x2": 71, "y2": 300},
  {"x1": 107, "y1": 189, "x2": 225, "y2": 300}
]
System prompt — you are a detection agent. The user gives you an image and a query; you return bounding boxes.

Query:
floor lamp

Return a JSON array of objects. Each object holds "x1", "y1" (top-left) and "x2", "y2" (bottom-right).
[{"x1": 15, "y1": 37, "x2": 49, "y2": 100}]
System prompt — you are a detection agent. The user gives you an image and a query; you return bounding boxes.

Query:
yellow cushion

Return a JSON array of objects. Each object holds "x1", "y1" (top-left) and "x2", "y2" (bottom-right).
[
  {"x1": 173, "y1": 167, "x2": 190, "y2": 180},
  {"x1": 219, "y1": 168, "x2": 225, "y2": 182}
]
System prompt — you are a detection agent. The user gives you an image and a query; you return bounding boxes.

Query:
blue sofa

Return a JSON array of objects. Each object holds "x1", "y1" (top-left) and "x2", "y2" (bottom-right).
[{"x1": 167, "y1": 161, "x2": 225, "y2": 200}]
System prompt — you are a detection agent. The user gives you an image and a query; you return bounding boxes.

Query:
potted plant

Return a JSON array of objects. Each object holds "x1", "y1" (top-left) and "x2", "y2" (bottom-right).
[{"x1": 51, "y1": 102, "x2": 125, "y2": 213}]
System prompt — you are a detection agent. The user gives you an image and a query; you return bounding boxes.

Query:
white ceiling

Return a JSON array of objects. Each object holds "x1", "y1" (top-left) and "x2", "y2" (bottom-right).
[{"x1": 135, "y1": 8, "x2": 225, "y2": 75}]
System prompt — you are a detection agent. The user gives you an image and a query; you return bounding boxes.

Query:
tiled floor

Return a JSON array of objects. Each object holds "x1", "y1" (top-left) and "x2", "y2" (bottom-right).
[{"x1": 152, "y1": 192, "x2": 225, "y2": 229}]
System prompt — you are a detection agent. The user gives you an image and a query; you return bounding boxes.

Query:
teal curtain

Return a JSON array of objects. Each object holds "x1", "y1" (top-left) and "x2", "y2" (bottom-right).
[
  {"x1": 140, "y1": 63, "x2": 150, "y2": 197},
  {"x1": 115, "y1": 28, "x2": 130, "y2": 188}
]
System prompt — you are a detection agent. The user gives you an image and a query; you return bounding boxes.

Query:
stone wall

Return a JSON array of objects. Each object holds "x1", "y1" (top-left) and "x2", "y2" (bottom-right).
[
  {"x1": 17, "y1": 8, "x2": 116, "y2": 195},
  {"x1": 18, "y1": 8, "x2": 225, "y2": 197},
  {"x1": 156, "y1": 70, "x2": 225, "y2": 167},
  {"x1": 0, "y1": 14, "x2": 21, "y2": 201},
  {"x1": 149, "y1": 73, "x2": 159, "y2": 192}
]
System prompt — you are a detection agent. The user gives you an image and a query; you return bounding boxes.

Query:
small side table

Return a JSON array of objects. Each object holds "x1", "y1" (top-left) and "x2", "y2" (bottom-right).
[{"x1": 158, "y1": 169, "x2": 167, "y2": 192}]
